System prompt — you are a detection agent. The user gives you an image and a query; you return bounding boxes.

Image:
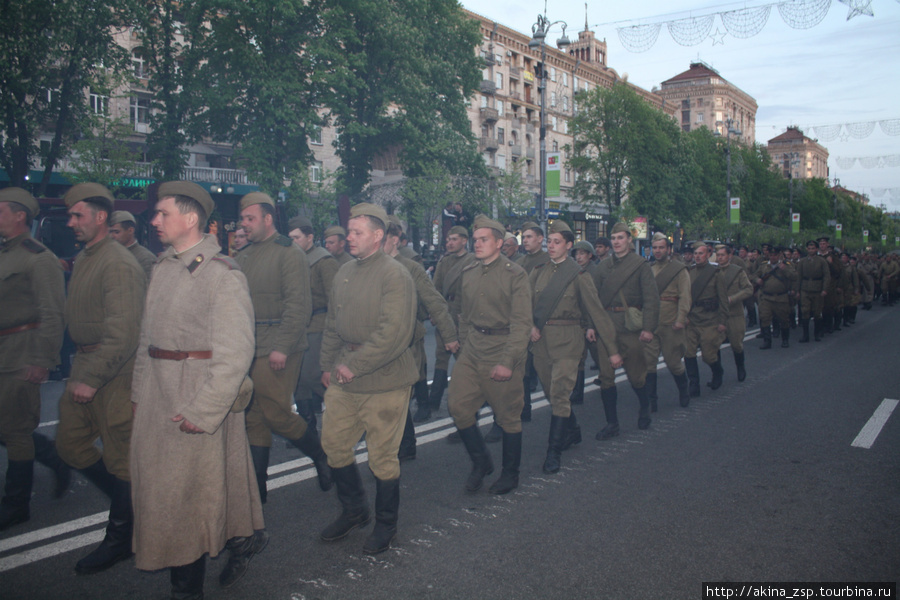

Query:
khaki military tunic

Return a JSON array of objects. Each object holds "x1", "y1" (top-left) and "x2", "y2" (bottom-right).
[
  {"x1": 644, "y1": 257, "x2": 690, "y2": 376},
  {"x1": 529, "y1": 258, "x2": 618, "y2": 418},
  {"x1": 296, "y1": 246, "x2": 340, "y2": 409},
  {"x1": 236, "y1": 233, "x2": 312, "y2": 447},
  {"x1": 130, "y1": 235, "x2": 263, "y2": 571},
  {"x1": 333, "y1": 250, "x2": 354, "y2": 266},
  {"x1": 755, "y1": 260, "x2": 798, "y2": 330},
  {"x1": 398, "y1": 244, "x2": 423, "y2": 265},
  {"x1": 57, "y1": 237, "x2": 145, "y2": 480},
  {"x1": 686, "y1": 262, "x2": 728, "y2": 364},
  {"x1": 448, "y1": 256, "x2": 532, "y2": 433},
  {"x1": 516, "y1": 249, "x2": 551, "y2": 273},
  {"x1": 431, "y1": 250, "x2": 476, "y2": 371},
  {"x1": 320, "y1": 249, "x2": 418, "y2": 480},
  {"x1": 795, "y1": 255, "x2": 830, "y2": 319},
  {"x1": 126, "y1": 241, "x2": 157, "y2": 281},
  {"x1": 0, "y1": 234, "x2": 65, "y2": 460},
  {"x1": 719, "y1": 263, "x2": 753, "y2": 353}
]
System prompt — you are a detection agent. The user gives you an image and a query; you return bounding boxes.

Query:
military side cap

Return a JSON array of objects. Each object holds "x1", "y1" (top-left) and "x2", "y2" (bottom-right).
[
  {"x1": 387, "y1": 214, "x2": 403, "y2": 227},
  {"x1": 472, "y1": 214, "x2": 505, "y2": 236},
  {"x1": 692, "y1": 241, "x2": 709, "y2": 250},
  {"x1": 64, "y1": 182, "x2": 114, "y2": 212},
  {"x1": 0, "y1": 187, "x2": 39, "y2": 218},
  {"x1": 240, "y1": 192, "x2": 275, "y2": 212},
  {"x1": 109, "y1": 211, "x2": 137, "y2": 227},
  {"x1": 159, "y1": 181, "x2": 215, "y2": 219},
  {"x1": 651, "y1": 232, "x2": 668, "y2": 244},
  {"x1": 349, "y1": 202, "x2": 388, "y2": 227},
  {"x1": 521, "y1": 221, "x2": 540, "y2": 231},
  {"x1": 549, "y1": 220, "x2": 572, "y2": 235},
  {"x1": 714, "y1": 243, "x2": 729, "y2": 251},
  {"x1": 610, "y1": 222, "x2": 631, "y2": 235},
  {"x1": 449, "y1": 225, "x2": 469, "y2": 238},
  {"x1": 573, "y1": 241, "x2": 594, "y2": 254},
  {"x1": 806, "y1": 240, "x2": 817, "y2": 248},
  {"x1": 288, "y1": 216, "x2": 312, "y2": 231},
  {"x1": 504, "y1": 232, "x2": 516, "y2": 241},
  {"x1": 817, "y1": 236, "x2": 830, "y2": 243},
  {"x1": 323, "y1": 225, "x2": 346, "y2": 238},
  {"x1": 594, "y1": 237, "x2": 610, "y2": 247}
]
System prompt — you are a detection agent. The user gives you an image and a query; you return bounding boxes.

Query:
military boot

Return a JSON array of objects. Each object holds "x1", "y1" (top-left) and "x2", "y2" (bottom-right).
[
  {"x1": 684, "y1": 357, "x2": 702, "y2": 396},
  {"x1": 75, "y1": 478, "x2": 133, "y2": 574},
  {"x1": 842, "y1": 307, "x2": 852, "y2": 326},
  {"x1": 33, "y1": 433, "x2": 70, "y2": 499},
  {"x1": 488, "y1": 431, "x2": 521, "y2": 495},
  {"x1": 781, "y1": 326, "x2": 790, "y2": 348},
  {"x1": 595, "y1": 386, "x2": 620, "y2": 439},
  {"x1": 171, "y1": 555, "x2": 206, "y2": 600},
  {"x1": 412, "y1": 379, "x2": 432, "y2": 422},
  {"x1": 569, "y1": 370, "x2": 585, "y2": 405},
  {"x1": 646, "y1": 372, "x2": 658, "y2": 412},
  {"x1": 397, "y1": 409, "x2": 416, "y2": 463},
  {"x1": 484, "y1": 419, "x2": 503, "y2": 443},
  {"x1": 78, "y1": 457, "x2": 116, "y2": 499},
  {"x1": 290, "y1": 426, "x2": 333, "y2": 492},
  {"x1": 363, "y1": 477, "x2": 400, "y2": 555},
  {"x1": 561, "y1": 410, "x2": 582, "y2": 451},
  {"x1": 848, "y1": 306, "x2": 858, "y2": 324},
  {"x1": 427, "y1": 368, "x2": 448, "y2": 413},
  {"x1": 634, "y1": 385, "x2": 652, "y2": 430},
  {"x1": 814, "y1": 318, "x2": 824, "y2": 341},
  {"x1": 457, "y1": 424, "x2": 494, "y2": 492},
  {"x1": 0, "y1": 460, "x2": 33, "y2": 531},
  {"x1": 320, "y1": 463, "x2": 371, "y2": 542},
  {"x1": 672, "y1": 371, "x2": 690, "y2": 407},
  {"x1": 219, "y1": 530, "x2": 269, "y2": 588},
  {"x1": 521, "y1": 384, "x2": 532, "y2": 423},
  {"x1": 542, "y1": 416, "x2": 567, "y2": 474},
  {"x1": 799, "y1": 319, "x2": 810, "y2": 343},
  {"x1": 832, "y1": 310, "x2": 842, "y2": 331},
  {"x1": 760, "y1": 326, "x2": 772, "y2": 349},
  {"x1": 707, "y1": 355, "x2": 724, "y2": 390},
  {"x1": 734, "y1": 352, "x2": 746, "y2": 382},
  {"x1": 249, "y1": 446, "x2": 269, "y2": 504}
]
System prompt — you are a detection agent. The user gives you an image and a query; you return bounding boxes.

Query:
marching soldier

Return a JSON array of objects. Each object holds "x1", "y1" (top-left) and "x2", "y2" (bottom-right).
[
  {"x1": 795, "y1": 240, "x2": 830, "y2": 342},
  {"x1": 570, "y1": 241, "x2": 597, "y2": 405},
  {"x1": 841, "y1": 253, "x2": 861, "y2": 326},
  {"x1": 715, "y1": 244, "x2": 753, "y2": 382},
  {"x1": 236, "y1": 193, "x2": 331, "y2": 503},
  {"x1": 449, "y1": 215, "x2": 531, "y2": 495},
  {"x1": 108, "y1": 211, "x2": 156, "y2": 281},
  {"x1": 318, "y1": 203, "x2": 418, "y2": 555},
  {"x1": 644, "y1": 232, "x2": 691, "y2": 409},
  {"x1": 529, "y1": 221, "x2": 620, "y2": 473},
  {"x1": 324, "y1": 225, "x2": 353, "y2": 265},
  {"x1": 501, "y1": 232, "x2": 519, "y2": 260},
  {"x1": 755, "y1": 246, "x2": 798, "y2": 349},
  {"x1": 684, "y1": 241, "x2": 728, "y2": 395},
  {"x1": 58, "y1": 183, "x2": 146, "y2": 574},
  {"x1": 0, "y1": 188, "x2": 66, "y2": 530}
]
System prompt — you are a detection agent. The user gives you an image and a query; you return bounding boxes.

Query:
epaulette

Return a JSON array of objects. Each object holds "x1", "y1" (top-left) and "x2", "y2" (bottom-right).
[
  {"x1": 21, "y1": 238, "x2": 46, "y2": 254},
  {"x1": 187, "y1": 254, "x2": 205, "y2": 274},
  {"x1": 212, "y1": 255, "x2": 240, "y2": 270},
  {"x1": 274, "y1": 235, "x2": 293, "y2": 247}
]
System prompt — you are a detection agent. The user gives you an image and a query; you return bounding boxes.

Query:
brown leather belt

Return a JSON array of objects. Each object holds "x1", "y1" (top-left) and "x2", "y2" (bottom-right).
[
  {"x1": 346, "y1": 343, "x2": 362, "y2": 351},
  {"x1": 149, "y1": 346, "x2": 213, "y2": 361},
  {"x1": 78, "y1": 343, "x2": 101, "y2": 353},
  {"x1": 761, "y1": 291, "x2": 787, "y2": 297},
  {"x1": 660, "y1": 296, "x2": 679, "y2": 302},
  {"x1": 472, "y1": 325, "x2": 509, "y2": 335},
  {"x1": 545, "y1": 319, "x2": 580, "y2": 326},
  {"x1": 0, "y1": 322, "x2": 39, "y2": 336}
]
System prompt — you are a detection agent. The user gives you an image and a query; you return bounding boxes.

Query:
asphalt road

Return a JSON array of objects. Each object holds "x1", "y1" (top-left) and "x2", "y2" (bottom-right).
[{"x1": 1, "y1": 306, "x2": 898, "y2": 599}]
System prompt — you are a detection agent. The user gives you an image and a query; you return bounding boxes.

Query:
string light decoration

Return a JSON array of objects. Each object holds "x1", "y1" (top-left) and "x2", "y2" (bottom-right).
[
  {"x1": 806, "y1": 119, "x2": 900, "y2": 141},
  {"x1": 835, "y1": 155, "x2": 900, "y2": 169}
]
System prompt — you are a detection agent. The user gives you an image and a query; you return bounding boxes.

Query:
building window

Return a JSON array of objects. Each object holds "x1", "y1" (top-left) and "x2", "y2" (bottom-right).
[
  {"x1": 562, "y1": 95, "x2": 568, "y2": 111},
  {"x1": 682, "y1": 110, "x2": 690, "y2": 125},
  {"x1": 132, "y1": 49, "x2": 147, "y2": 79},
  {"x1": 310, "y1": 125, "x2": 323, "y2": 145},
  {"x1": 551, "y1": 115, "x2": 558, "y2": 131},
  {"x1": 497, "y1": 127, "x2": 505, "y2": 144},
  {"x1": 89, "y1": 90, "x2": 108, "y2": 115},
  {"x1": 681, "y1": 99, "x2": 690, "y2": 109},
  {"x1": 552, "y1": 140, "x2": 558, "y2": 151},
  {"x1": 550, "y1": 67, "x2": 556, "y2": 82},
  {"x1": 565, "y1": 168, "x2": 571, "y2": 183},
  {"x1": 696, "y1": 113, "x2": 704, "y2": 123},
  {"x1": 310, "y1": 160, "x2": 323, "y2": 183},
  {"x1": 130, "y1": 96, "x2": 151, "y2": 126},
  {"x1": 495, "y1": 72, "x2": 503, "y2": 89},
  {"x1": 550, "y1": 91, "x2": 557, "y2": 108},
  {"x1": 45, "y1": 88, "x2": 60, "y2": 105},
  {"x1": 573, "y1": 76, "x2": 579, "y2": 89},
  {"x1": 561, "y1": 119, "x2": 567, "y2": 134},
  {"x1": 496, "y1": 100, "x2": 504, "y2": 116},
  {"x1": 562, "y1": 72, "x2": 568, "y2": 87},
  {"x1": 481, "y1": 95, "x2": 488, "y2": 108}
]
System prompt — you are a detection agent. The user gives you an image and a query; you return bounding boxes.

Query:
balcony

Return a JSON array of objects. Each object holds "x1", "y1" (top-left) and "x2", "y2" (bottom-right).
[
  {"x1": 480, "y1": 107, "x2": 499, "y2": 122},
  {"x1": 479, "y1": 136, "x2": 500, "y2": 152},
  {"x1": 509, "y1": 66, "x2": 521, "y2": 81},
  {"x1": 510, "y1": 144, "x2": 522, "y2": 156},
  {"x1": 526, "y1": 147, "x2": 535, "y2": 159},
  {"x1": 508, "y1": 92, "x2": 522, "y2": 102},
  {"x1": 480, "y1": 80, "x2": 496, "y2": 95},
  {"x1": 183, "y1": 166, "x2": 255, "y2": 185}
]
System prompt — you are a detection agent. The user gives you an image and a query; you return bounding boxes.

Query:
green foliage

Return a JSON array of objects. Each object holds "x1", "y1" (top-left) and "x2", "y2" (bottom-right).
[{"x1": 67, "y1": 118, "x2": 142, "y2": 197}]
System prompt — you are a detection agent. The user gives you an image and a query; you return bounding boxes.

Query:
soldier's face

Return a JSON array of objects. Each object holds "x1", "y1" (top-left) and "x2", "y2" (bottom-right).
[
  {"x1": 289, "y1": 228, "x2": 313, "y2": 251},
  {"x1": 546, "y1": 233, "x2": 572, "y2": 261},
  {"x1": 693, "y1": 246, "x2": 710, "y2": 265},
  {"x1": 151, "y1": 196, "x2": 196, "y2": 248},
  {"x1": 610, "y1": 232, "x2": 631, "y2": 256},
  {"x1": 739, "y1": 248, "x2": 748, "y2": 259},
  {"x1": 574, "y1": 249, "x2": 592, "y2": 267},
  {"x1": 346, "y1": 216, "x2": 383, "y2": 260},
  {"x1": 67, "y1": 201, "x2": 106, "y2": 246},
  {"x1": 240, "y1": 204, "x2": 270, "y2": 242},
  {"x1": 502, "y1": 238, "x2": 518, "y2": 258},
  {"x1": 324, "y1": 234, "x2": 344, "y2": 255},
  {"x1": 716, "y1": 248, "x2": 729, "y2": 265},
  {"x1": 0, "y1": 202, "x2": 24, "y2": 238},
  {"x1": 594, "y1": 243, "x2": 608, "y2": 257},
  {"x1": 445, "y1": 233, "x2": 465, "y2": 254},
  {"x1": 473, "y1": 228, "x2": 502, "y2": 261},
  {"x1": 521, "y1": 229, "x2": 542, "y2": 253},
  {"x1": 108, "y1": 223, "x2": 135, "y2": 246},
  {"x1": 651, "y1": 240, "x2": 668, "y2": 262},
  {"x1": 818, "y1": 240, "x2": 828, "y2": 253},
  {"x1": 233, "y1": 229, "x2": 249, "y2": 249}
]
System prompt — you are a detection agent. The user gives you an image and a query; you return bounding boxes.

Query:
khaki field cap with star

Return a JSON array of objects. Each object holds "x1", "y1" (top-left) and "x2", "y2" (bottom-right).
[
  {"x1": 0, "y1": 187, "x2": 39, "y2": 218},
  {"x1": 548, "y1": 220, "x2": 572, "y2": 235},
  {"x1": 349, "y1": 202, "x2": 388, "y2": 228},
  {"x1": 240, "y1": 191, "x2": 275, "y2": 211},
  {"x1": 159, "y1": 181, "x2": 215, "y2": 219},
  {"x1": 64, "y1": 182, "x2": 114, "y2": 213},
  {"x1": 472, "y1": 214, "x2": 505, "y2": 236}
]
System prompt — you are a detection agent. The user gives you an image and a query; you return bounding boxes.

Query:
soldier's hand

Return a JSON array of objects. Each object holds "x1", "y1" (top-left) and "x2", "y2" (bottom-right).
[
  {"x1": 335, "y1": 364, "x2": 355, "y2": 385},
  {"x1": 672, "y1": 322, "x2": 685, "y2": 331},
  {"x1": 20, "y1": 365, "x2": 49, "y2": 384},
  {"x1": 445, "y1": 341, "x2": 460, "y2": 354},
  {"x1": 638, "y1": 330, "x2": 654, "y2": 343},
  {"x1": 268, "y1": 351, "x2": 288, "y2": 371},
  {"x1": 321, "y1": 372, "x2": 331, "y2": 388},
  {"x1": 717, "y1": 324, "x2": 727, "y2": 333},
  {"x1": 489, "y1": 365, "x2": 512, "y2": 382},
  {"x1": 172, "y1": 414, "x2": 204, "y2": 434},
  {"x1": 609, "y1": 354, "x2": 624, "y2": 369},
  {"x1": 530, "y1": 326, "x2": 541, "y2": 342},
  {"x1": 821, "y1": 290, "x2": 828, "y2": 297},
  {"x1": 69, "y1": 382, "x2": 98, "y2": 404},
  {"x1": 585, "y1": 328, "x2": 597, "y2": 342}
]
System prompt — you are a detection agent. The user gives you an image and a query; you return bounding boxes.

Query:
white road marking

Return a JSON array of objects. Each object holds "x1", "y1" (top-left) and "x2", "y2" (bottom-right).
[
  {"x1": 0, "y1": 529, "x2": 104, "y2": 573},
  {"x1": 851, "y1": 399, "x2": 898, "y2": 449}
]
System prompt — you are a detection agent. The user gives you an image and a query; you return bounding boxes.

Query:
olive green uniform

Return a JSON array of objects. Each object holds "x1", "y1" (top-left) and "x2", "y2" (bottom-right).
[
  {"x1": 530, "y1": 259, "x2": 618, "y2": 418},
  {"x1": 719, "y1": 263, "x2": 753, "y2": 353},
  {"x1": 431, "y1": 250, "x2": 476, "y2": 371},
  {"x1": 398, "y1": 245, "x2": 423, "y2": 265},
  {"x1": 333, "y1": 251, "x2": 354, "y2": 266},
  {"x1": 448, "y1": 256, "x2": 532, "y2": 433},
  {"x1": 236, "y1": 233, "x2": 312, "y2": 447},
  {"x1": 320, "y1": 250, "x2": 418, "y2": 480},
  {"x1": 755, "y1": 260, "x2": 798, "y2": 331},
  {"x1": 126, "y1": 241, "x2": 157, "y2": 282},
  {"x1": 516, "y1": 249, "x2": 551, "y2": 273},
  {"x1": 0, "y1": 234, "x2": 65, "y2": 461},
  {"x1": 644, "y1": 257, "x2": 690, "y2": 376},
  {"x1": 686, "y1": 263, "x2": 728, "y2": 364},
  {"x1": 57, "y1": 237, "x2": 145, "y2": 480},
  {"x1": 795, "y1": 255, "x2": 830, "y2": 319}
]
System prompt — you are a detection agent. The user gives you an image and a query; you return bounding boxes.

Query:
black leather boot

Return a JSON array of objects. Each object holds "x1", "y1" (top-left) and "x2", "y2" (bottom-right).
[
  {"x1": 79, "y1": 458, "x2": 116, "y2": 499},
  {"x1": 799, "y1": 319, "x2": 810, "y2": 343},
  {"x1": 814, "y1": 318, "x2": 824, "y2": 341},
  {"x1": 849, "y1": 306, "x2": 857, "y2": 324},
  {"x1": 646, "y1": 372, "x2": 658, "y2": 412},
  {"x1": 457, "y1": 425, "x2": 494, "y2": 492},
  {"x1": 673, "y1": 371, "x2": 690, "y2": 407},
  {"x1": 171, "y1": 555, "x2": 206, "y2": 600},
  {"x1": 781, "y1": 326, "x2": 790, "y2": 348},
  {"x1": 33, "y1": 433, "x2": 70, "y2": 499},
  {"x1": 295, "y1": 392, "x2": 318, "y2": 430},
  {"x1": 760, "y1": 326, "x2": 772, "y2": 349},
  {"x1": 543, "y1": 416, "x2": 566, "y2": 474},
  {"x1": 219, "y1": 530, "x2": 269, "y2": 588},
  {"x1": 427, "y1": 368, "x2": 448, "y2": 412},
  {"x1": 249, "y1": 446, "x2": 269, "y2": 504},
  {"x1": 398, "y1": 409, "x2": 416, "y2": 463},
  {"x1": 734, "y1": 352, "x2": 746, "y2": 382},
  {"x1": 0, "y1": 460, "x2": 33, "y2": 530},
  {"x1": 561, "y1": 409, "x2": 582, "y2": 451},
  {"x1": 684, "y1": 357, "x2": 701, "y2": 396},
  {"x1": 521, "y1": 385, "x2": 532, "y2": 423},
  {"x1": 320, "y1": 463, "x2": 371, "y2": 541},
  {"x1": 832, "y1": 310, "x2": 842, "y2": 331},
  {"x1": 363, "y1": 477, "x2": 400, "y2": 554},
  {"x1": 488, "y1": 431, "x2": 521, "y2": 495},
  {"x1": 291, "y1": 426, "x2": 333, "y2": 492},
  {"x1": 75, "y1": 477, "x2": 133, "y2": 574},
  {"x1": 707, "y1": 359, "x2": 724, "y2": 390},
  {"x1": 633, "y1": 385, "x2": 652, "y2": 430},
  {"x1": 412, "y1": 379, "x2": 432, "y2": 422},
  {"x1": 569, "y1": 370, "x2": 585, "y2": 405},
  {"x1": 484, "y1": 419, "x2": 503, "y2": 443},
  {"x1": 596, "y1": 386, "x2": 620, "y2": 439}
]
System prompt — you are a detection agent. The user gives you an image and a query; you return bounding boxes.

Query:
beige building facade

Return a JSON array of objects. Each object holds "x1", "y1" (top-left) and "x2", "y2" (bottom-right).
[{"x1": 766, "y1": 126, "x2": 830, "y2": 181}]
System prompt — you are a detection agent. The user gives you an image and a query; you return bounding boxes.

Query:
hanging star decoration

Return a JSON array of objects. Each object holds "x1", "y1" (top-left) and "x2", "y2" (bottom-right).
[
  {"x1": 709, "y1": 27, "x2": 727, "y2": 45},
  {"x1": 839, "y1": 0, "x2": 874, "y2": 20}
]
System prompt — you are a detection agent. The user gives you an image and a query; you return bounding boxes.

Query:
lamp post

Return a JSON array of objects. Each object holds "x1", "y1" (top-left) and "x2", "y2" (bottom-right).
[
  {"x1": 529, "y1": 12, "x2": 570, "y2": 231},
  {"x1": 786, "y1": 151, "x2": 799, "y2": 239},
  {"x1": 715, "y1": 117, "x2": 742, "y2": 224}
]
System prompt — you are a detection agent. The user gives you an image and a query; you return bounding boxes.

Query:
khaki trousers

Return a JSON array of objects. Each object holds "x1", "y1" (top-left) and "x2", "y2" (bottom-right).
[
  {"x1": 246, "y1": 352, "x2": 306, "y2": 447},
  {"x1": 686, "y1": 323, "x2": 724, "y2": 365},
  {"x1": 644, "y1": 325, "x2": 686, "y2": 376},
  {"x1": 0, "y1": 374, "x2": 41, "y2": 461},
  {"x1": 448, "y1": 351, "x2": 524, "y2": 433},
  {"x1": 597, "y1": 329, "x2": 646, "y2": 389}
]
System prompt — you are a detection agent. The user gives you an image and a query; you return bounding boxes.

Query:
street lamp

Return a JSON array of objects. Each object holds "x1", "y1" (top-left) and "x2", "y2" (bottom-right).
[
  {"x1": 529, "y1": 12, "x2": 570, "y2": 231},
  {"x1": 785, "y1": 151, "x2": 800, "y2": 237}
]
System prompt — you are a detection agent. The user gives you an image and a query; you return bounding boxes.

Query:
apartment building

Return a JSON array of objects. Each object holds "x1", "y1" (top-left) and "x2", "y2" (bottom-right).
[{"x1": 766, "y1": 126, "x2": 830, "y2": 181}]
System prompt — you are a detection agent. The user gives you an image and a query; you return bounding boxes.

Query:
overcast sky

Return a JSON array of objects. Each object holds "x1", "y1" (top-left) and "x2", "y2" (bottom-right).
[{"x1": 460, "y1": 0, "x2": 900, "y2": 210}]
